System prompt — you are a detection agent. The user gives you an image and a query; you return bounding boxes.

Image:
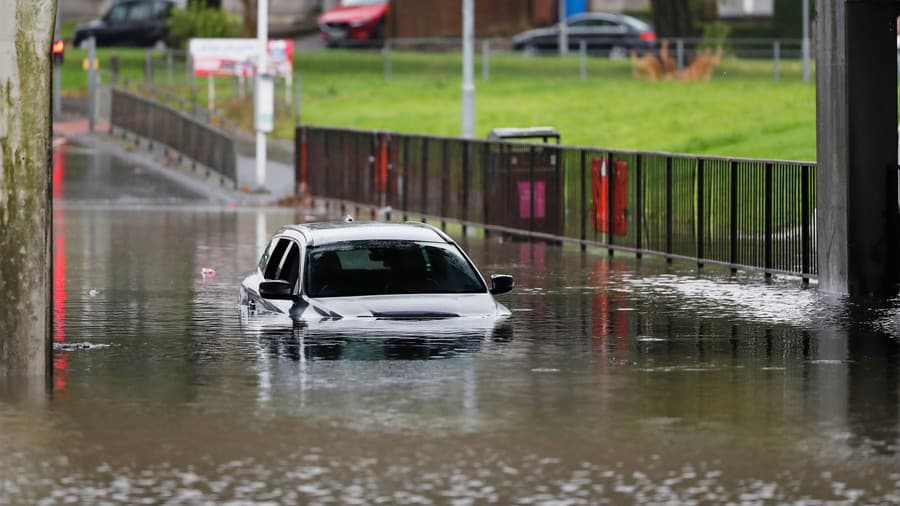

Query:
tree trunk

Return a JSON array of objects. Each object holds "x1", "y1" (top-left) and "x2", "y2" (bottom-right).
[
  {"x1": 649, "y1": 0, "x2": 695, "y2": 38},
  {"x1": 693, "y1": 0, "x2": 719, "y2": 22},
  {"x1": 242, "y1": 0, "x2": 257, "y2": 38},
  {"x1": 0, "y1": 0, "x2": 55, "y2": 378}
]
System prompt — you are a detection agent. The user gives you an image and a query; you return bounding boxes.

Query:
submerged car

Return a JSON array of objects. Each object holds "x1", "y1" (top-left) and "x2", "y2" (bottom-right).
[
  {"x1": 512, "y1": 12, "x2": 656, "y2": 57},
  {"x1": 239, "y1": 221, "x2": 514, "y2": 322}
]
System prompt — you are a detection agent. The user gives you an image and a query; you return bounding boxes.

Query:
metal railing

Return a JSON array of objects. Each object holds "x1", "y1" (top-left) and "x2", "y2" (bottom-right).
[
  {"x1": 109, "y1": 85, "x2": 238, "y2": 188},
  {"x1": 297, "y1": 126, "x2": 817, "y2": 281}
]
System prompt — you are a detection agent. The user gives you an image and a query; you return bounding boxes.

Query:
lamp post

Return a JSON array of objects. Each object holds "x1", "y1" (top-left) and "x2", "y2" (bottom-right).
[
  {"x1": 255, "y1": 0, "x2": 270, "y2": 189},
  {"x1": 558, "y1": 0, "x2": 568, "y2": 55},
  {"x1": 461, "y1": 0, "x2": 475, "y2": 138},
  {"x1": 802, "y1": 0, "x2": 810, "y2": 82}
]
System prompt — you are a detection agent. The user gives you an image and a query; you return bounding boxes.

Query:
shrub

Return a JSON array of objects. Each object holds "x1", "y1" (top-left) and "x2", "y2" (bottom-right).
[{"x1": 168, "y1": 1, "x2": 240, "y2": 49}]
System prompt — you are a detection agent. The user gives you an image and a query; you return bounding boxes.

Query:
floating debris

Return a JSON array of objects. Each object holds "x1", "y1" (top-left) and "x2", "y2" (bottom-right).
[
  {"x1": 53, "y1": 342, "x2": 111, "y2": 352},
  {"x1": 201, "y1": 267, "x2": 216, "y2": 278},
  {"x1": 88, "y1": 289, "x2": 99, "y2": 297}
]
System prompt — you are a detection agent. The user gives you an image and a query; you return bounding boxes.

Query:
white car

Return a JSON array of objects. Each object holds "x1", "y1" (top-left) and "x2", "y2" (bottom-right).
[{"x1": 240, "y1": 221, "x2": 514, "y2": 322}]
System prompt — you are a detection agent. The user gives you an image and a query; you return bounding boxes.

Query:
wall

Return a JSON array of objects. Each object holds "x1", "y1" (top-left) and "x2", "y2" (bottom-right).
[{"x1": 388, "y1": 0, "x2": 556, "y2": 38}]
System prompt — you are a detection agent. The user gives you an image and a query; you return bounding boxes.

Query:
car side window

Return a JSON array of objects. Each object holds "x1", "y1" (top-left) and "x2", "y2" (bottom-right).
[
  {"x1": 105, "y1": 4, "x2": 128, "y2": 24},
  {"x1": 278, "y1": 243, "x2": 301, "y2": 287},
  {"x1": 263, "y1": 239, "x2": 290, "y2": 280},
  {"x1": 128, "y1": 2, "x2": 153, "y2": 22},
  {"x1": 153, "y1": 1, "x2": 172, "y2": 19}
]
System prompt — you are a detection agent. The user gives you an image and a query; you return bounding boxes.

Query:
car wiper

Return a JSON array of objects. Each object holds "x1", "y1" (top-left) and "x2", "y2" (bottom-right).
[{"x1": 371, "y1": 311, "x2": 460, "y2": 319}]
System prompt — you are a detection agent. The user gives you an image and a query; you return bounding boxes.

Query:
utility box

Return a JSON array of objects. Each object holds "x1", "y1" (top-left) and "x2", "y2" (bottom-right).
[{"x1": 486, "y1": 127, "x2": 564, "y2": 236}]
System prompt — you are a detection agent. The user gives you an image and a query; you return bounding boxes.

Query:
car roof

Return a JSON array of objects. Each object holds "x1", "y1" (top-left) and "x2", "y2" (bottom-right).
[{"x1": 279, "y1": 221, "x2": 453, "y2": 247}]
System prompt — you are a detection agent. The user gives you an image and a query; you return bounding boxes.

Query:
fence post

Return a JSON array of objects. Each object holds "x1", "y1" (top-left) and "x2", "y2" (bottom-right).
[
  {"x1": 579, "y1": 40, "x2": 587, "y2": 80},
  {"x1": 676, "y1": 39, "x2": 684, "y2": 78},
  {"x1": 482, "y1": 142, "x2": 491, "y2": 235},
  {"x1": 294, "y1": 74, "x2": 302, "y2": 126},
  {"x1": 529, "y1": 145, "x2": 536, "y2": 233},
  {"x1": 462, "y1": 140, "x2": 470, "y2": 234},
  {"x1": 666, "y1": 156, "x2": 673, "y2": 261},
  {"x1": 144, "y1": 49, "x2": 152, "y2": 84},
  {"x1": 167, "y1": 50, "x2": 173, "y2": 84},
  {"x1": 441, "y1": 138, "x2": 448, "y2": 230},
  {"x1": 402, "y1": 138, "x2": 409, "y2": 221},
  {"x1": 773, "y1": 40, "x2": 780, "y2": 83},
  {"x1": 801, "y1": 165, "x2": 811, "y2": 283},
  {"x1": 764, "y1": 162, "x2": 773, "y2": 276},
  {"x1": 730, "y1": 160, "x2": 739, "y2": 274},
  {"x1": 207, "y1": 75, "x2": 215, "y2": 112},
  {"x1": 607, "y1": 152, "x2": 615, "y2": 255},
  {"x1": 109, "y1": 53, "x2": 119, "y2": 85},
  {"x1": 482, "y1": 40, "x2": 490, "y2": 81},
  {"x1": 635, "y1": 154, "x2": 642, "y2": 258},
  {"x1": 384, "y1": 40, "x2": 392, "y2": 83},
  {"x1": 580, "y1": 150, "x2": 587, "y2": 250},
  {"x1": 87, "y1": 37, "x2": 97, "y2": 133},
  {"x1": 421, "y1": 137, "x2": 429, "y2": 222},
  {"x1": 696, "y1": 159, "x2": 704, "y2": 268}
]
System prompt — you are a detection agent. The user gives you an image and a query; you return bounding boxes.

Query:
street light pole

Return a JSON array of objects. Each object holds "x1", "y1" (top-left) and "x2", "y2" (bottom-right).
[
  {"x1": 255, "y1": 0, "x2": 269, "y2": 189},
  {"x1": 461, "y1": 0, "x2": 475, "y2": 139},
  {"x1": 558, "y1": 0, "x2": 568, "y2": 55},
  {"x1": 802, "y1": 0, "x2": 810, "y2": 82}
]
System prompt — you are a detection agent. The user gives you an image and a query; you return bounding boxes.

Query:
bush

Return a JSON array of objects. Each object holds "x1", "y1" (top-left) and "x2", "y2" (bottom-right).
[{"x1": 167, "y1": 1, "x2": 240, "y2": 49}]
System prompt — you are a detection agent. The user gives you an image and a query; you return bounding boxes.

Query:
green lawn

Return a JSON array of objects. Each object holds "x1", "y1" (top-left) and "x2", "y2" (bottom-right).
[{"x1": 61, "y1": 48, "x2": 819, "y2": 160}]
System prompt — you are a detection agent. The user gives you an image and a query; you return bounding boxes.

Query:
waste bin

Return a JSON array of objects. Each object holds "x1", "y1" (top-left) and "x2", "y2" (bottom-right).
[{"x1": 485, "y1": 127, "x2": 564, "y2": 235}]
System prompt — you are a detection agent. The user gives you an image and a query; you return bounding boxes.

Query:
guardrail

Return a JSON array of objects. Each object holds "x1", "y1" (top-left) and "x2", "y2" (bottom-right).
[
  {"x1": 297, "y1": 126, "x2": 817, "y2": 282},
  {"x1": 109, "y1": 85, "x2": 237, "y2": 188}
]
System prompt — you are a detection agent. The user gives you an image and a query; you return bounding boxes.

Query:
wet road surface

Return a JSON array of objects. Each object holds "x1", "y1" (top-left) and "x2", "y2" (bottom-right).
[{"x1": 1, "y1": 141, "x2": 899, "y2": 504}]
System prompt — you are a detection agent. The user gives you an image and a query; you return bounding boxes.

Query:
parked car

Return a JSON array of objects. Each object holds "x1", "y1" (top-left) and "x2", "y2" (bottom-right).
[
  {"x1": 73, "y1": 0, "x2": 174, "y2": 49},
  {"x1": 317, "y1": 0, "x2": 388, "y2": 48},
  {"x1": 240, "y1": 221, "x2": 514, "y2": 322},
  {"x1": 512, "y1": 12, "x2": 656, "y2": 57}
]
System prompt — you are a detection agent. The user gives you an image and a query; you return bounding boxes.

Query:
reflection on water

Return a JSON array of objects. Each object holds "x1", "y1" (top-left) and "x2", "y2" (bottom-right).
[{"x1": 1, "y1": 143, "x2": 899, "y2": 503}]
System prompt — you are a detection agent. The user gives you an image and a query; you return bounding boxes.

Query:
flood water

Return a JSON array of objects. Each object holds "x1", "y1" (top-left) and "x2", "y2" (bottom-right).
[{"x1": 2, "y1": 142, "x2": 899, "y2": 504}]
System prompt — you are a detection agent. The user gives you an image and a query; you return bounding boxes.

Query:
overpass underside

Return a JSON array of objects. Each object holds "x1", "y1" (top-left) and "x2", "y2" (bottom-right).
[{"x1": 816, "y1": 0, "x2": 900, "y2": 296}]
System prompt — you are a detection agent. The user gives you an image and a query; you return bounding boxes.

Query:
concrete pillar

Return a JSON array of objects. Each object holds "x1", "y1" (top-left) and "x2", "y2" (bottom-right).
[
  {"x1": 815, "y1": 0, "x2": 900, "y2": 296},
  {"x1": 0, "y1": 0, "x2": 56, "y2": 377}
]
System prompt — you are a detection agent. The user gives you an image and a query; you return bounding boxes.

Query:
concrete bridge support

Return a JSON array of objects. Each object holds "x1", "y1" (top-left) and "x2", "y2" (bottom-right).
[
  {"x1": 816, "y1": 0, "x2": 900, "y2": 296},
  {"x1": 0, "y1": 0, "x2": 56, "y2": 377}
]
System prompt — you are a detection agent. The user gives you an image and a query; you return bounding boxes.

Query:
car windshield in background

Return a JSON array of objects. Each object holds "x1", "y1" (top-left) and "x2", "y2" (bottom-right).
[
  {"x1": 623, "y1": 16, "x2": 652, "y2": 32},
  {"x1": 306, "y1": 241, "x2": 486, "y2": 298},
  {"x1": 342, "y1": 0, "x2": 384, "y2": 6}
]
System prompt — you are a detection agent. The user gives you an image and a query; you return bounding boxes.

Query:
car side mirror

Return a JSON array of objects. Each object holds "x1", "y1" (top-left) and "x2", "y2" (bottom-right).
[
  {"x1": 490, "y1": 274, "x2": 514, "y2": 295},
  {"x1": 260, "y1": 280, "x2": 295, "y2": 300}
]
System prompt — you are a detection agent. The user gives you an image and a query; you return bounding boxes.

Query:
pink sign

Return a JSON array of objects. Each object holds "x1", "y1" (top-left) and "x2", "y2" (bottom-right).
[{"x1": 517, "y1": 181, "x2": 546, "y2": 219}]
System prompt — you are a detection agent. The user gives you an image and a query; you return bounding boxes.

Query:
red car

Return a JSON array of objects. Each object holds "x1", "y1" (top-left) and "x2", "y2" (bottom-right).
[{"x1": 318, "y1": 0, "x2": 388, "y2": 47}]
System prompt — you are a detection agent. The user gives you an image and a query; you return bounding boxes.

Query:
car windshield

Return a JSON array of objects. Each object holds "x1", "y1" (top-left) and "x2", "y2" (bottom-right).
[
  {"x1": 341, "y1": 0, "x2": 384, "y2": 6},
  {"x1": 305, "y1": 240, "x2": 486, "y2": 298}
]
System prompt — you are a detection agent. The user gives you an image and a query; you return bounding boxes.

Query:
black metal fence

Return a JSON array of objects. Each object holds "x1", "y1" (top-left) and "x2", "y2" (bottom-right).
[
  {"x1": 297, "y1": 126, "x2": 817, "y2": 281},
  {"x1": 109, "y1": 86, "x2": 237, "y2": 187}
]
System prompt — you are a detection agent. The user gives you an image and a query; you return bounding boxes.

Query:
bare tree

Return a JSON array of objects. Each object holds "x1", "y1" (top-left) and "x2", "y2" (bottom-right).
[
  {"x1": 694, "y1": 0, "x2": 719, "y2": 22},
  {"x1": 649, "y1": 0, "x2": 695, "y2": 38},
  {"x1": 242, "y1": 0, "x2": 257, "y2": 38}
]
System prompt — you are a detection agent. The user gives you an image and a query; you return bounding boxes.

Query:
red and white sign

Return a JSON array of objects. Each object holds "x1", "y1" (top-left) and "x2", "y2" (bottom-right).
[{"x1": 188, "y1": 38, "x2": 294, "y2": 78}]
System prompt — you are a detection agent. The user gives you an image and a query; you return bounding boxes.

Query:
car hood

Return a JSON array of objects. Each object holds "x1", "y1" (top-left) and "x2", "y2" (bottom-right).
[
  {"x1": 318, "y1": 4, "x2": 387, "y2": 24},
  {"x1": 307, "y1": 293, "x2": 508, "y2": 319}
]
